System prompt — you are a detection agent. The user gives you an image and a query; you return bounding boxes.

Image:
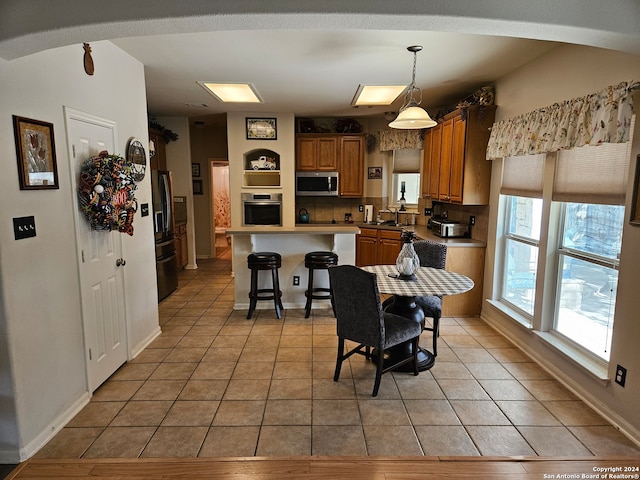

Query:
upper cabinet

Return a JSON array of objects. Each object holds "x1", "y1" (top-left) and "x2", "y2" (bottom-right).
[
  {"x1": 149, "y1": 129, "x2": 167, "y2": 171},
  {"x1": 295, "y1": 135, "x2": 338, "y2": 171},
  {"x1": 338, "y1": 135, "x2": 364, "y2": 197},
  {"x1": 422, "y1": 105, "x2": 496, "y2": 205},
  {"x1": 295, "y1": 134, "x2": 364, "y2": 198}
]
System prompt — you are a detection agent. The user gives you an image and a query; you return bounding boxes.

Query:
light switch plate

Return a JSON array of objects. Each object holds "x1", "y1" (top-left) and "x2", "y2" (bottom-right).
[
  {"x1": 13, "y1": 216, "x2": 36, "y2": 240},
  {"x1": 141, "y1": 203, "x2": 149, "y2": 217}
]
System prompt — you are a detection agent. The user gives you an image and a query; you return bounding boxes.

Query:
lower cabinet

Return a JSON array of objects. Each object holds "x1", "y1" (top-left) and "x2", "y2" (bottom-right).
[
  {"x1": 441, "y1": 246, "x2": 485, "y2": 317},
  {"x1": 175, "y1": 224, "x2": 188, "y2": 269},
  {"x1": 356, "y1": 228, "x2": 402, "y2": 266},
  {"x1": 356, "y1": 227, "x2": 485, "y2": 316}
]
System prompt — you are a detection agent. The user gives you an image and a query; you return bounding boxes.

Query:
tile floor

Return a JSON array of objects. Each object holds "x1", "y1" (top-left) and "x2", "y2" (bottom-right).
[{"x1": 36, "y1": 249, "x2": 640, "y2": 458}]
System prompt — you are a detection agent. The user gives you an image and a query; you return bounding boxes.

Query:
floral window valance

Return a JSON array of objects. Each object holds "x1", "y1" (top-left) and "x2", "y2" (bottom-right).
[
  {"x1": 379, "y1": 128, "x2": 424, "y2": 151},
  {"x1": 486, "y1": 81, "x2": 636, "y2": 160}
]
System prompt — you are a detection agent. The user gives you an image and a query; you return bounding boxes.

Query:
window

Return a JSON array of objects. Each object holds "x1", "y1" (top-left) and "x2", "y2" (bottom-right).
[
  {"x1": 501, "y1": 196, "x2": 543, "y2": 320},
  {"x1": 554, "y1": 202, "x2": 623, "y2": 360},
  {"x1": 390, "y1": 149, "x2": 421, "y2": 209},
  {"x1": 495, "y1": 137, "x2": 632, "y2": 365},
  {"x1": 391, "y1": 173, "x2": 420, "y2": 207}
]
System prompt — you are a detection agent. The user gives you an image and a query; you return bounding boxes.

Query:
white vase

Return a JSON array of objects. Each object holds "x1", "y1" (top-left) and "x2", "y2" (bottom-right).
[{"x1": 396, "y1": 241, "x2": 420, "y2": 279}]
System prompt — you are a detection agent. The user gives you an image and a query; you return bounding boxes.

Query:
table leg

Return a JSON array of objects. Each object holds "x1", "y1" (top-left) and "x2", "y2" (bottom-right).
[{"x1": 382, "y1": 295, "x2": 435, "y2": 372}]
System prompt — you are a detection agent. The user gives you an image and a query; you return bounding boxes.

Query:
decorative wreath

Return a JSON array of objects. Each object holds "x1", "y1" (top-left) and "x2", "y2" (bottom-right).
[{"x1": 78, "y1": 150, "x2": 138, "y2": 236}]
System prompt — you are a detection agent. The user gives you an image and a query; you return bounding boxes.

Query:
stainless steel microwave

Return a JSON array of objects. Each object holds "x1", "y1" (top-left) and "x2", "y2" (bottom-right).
[{"x1": 295, "y1": 171, "x2": 339, "y2": 196}]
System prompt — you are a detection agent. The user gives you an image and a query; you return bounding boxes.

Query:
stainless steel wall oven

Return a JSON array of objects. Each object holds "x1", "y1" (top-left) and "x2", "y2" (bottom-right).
[{"x1": 242, "y1": 193, "x2": 282, "y2": 226}]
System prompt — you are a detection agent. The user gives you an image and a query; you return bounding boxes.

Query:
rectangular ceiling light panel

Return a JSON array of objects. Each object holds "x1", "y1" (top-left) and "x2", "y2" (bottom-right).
[
  {"x1": 198, "y1": 82, "x2": 263, "y2": 103},
  {"x1": 352, "y1": 85, "x2": 407, "y2": 106}
]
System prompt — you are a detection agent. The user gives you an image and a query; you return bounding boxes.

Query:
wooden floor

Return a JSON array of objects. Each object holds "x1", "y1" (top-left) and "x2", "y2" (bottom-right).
[{"x1": 6, "y1": 456, "x2": 640, "y2": 479}]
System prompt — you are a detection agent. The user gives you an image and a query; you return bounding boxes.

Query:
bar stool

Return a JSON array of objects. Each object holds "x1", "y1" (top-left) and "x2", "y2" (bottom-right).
[
  {"x1": 247, "y1": 252, "x2": 283, "y2": 319},
  {"x1": 304, "y1": 251, "x2": 338, "y2": 318}
]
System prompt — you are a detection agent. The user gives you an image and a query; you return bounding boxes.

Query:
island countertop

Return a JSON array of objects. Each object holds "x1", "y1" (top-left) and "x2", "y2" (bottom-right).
[
  {"x1": 227, "y1": 223, "x2": 485, "y2": 246},
  {"x1": 226, "y1": 225, "x2": 361, "y2": 235}
]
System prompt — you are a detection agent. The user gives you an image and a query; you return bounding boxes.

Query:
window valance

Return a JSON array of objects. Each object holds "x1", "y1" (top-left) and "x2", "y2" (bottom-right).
[
  {"x1": 379, "y1": 128, "x2": 423, "y2": 151},
  {"x1": 486, "y1": 81, "x2": 635, "y2": 160}
]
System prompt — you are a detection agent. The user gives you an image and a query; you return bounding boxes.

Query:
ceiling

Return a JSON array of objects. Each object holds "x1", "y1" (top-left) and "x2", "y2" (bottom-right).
[{"x1": 112, "y1": 30, "x2": 559, "y2": 123}]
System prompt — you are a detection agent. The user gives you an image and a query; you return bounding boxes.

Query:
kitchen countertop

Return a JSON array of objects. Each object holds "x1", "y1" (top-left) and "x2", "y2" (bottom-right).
[
  {"x1": 355, "y1": 223, "x2": 485, "y2": 247},
  {"x1": 226, "y1": 225, "x2": 361, "y2": 235},
  {"x1": 227, "y1": 223, "x2": 485, "y2": 247}
]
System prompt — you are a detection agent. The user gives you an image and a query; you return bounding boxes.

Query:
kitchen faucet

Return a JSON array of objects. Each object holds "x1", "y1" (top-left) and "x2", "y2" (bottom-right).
[{"x1": 390, "y1": 207, "x2": 399, "y2": 226}]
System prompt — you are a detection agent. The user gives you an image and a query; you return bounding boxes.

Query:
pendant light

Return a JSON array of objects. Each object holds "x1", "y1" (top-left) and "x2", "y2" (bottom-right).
[{"x1": 389, "y1": 46, "x2": 437, "y2": 130}]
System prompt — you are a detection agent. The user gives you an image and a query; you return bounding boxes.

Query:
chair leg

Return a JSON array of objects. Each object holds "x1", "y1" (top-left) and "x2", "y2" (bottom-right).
[
  {"x1": 304, "y1": 267, "x2": 314, "y2": 318},
  {"x1": 271, "y1": 267, "x2": 282, "y2": 319},
  {"x1": 432, "y1": 315, "x2": 440, "y2": 357},
  {"x1": 333, "y1": 337, "x2": 345, "y2": 382},
  {"x1": 372, "y1": 348, "x2": 384, "y2": 397},
  {"x1": 412, "y1": 337, "x2": 419, "y2": 376},
  {"x1": 247, "y1": 269, "x2": 258, "y2": 319}
]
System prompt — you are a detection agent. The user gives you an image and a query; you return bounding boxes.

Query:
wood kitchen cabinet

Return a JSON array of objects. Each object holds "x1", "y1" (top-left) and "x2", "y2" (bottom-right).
[
  {"x1": 356, "y1": 228, "x2": 402, "y2": 266},
  {"x1": 356, "y1": 228, "x2": 378, "y2": 266},
  {"x1": 295, "y1": 134, "x2": 364, "y2": 197},
  {"x1": 338, "y1": 135, "x2": 364, "y2": 197},
  {"x1": 422, "y1": 105, "x2": 495, "y2": 205},
  {"x1": 295, "y1": 135, "x2": 338, "y2": 171},
  {"x1": 149, "y1": 129, "x2": 167, "y2": 171},
  {"x1": 442, "y1": 246, "x2": 485, "y2": 316},
  {"x1": 174, "y1": 224, "x2": 188, "y2": 269}
]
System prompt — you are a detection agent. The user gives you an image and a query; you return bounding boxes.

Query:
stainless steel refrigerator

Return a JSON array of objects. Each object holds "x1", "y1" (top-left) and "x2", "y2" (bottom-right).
[{"x1": 152, "y1": 170, "x2": 178, "y2": 301}]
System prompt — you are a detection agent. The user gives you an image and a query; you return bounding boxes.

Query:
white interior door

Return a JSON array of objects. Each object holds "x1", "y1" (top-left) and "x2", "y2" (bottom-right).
[{"x1": 65, "y1": 108, "x2": 128, "y2": 392}]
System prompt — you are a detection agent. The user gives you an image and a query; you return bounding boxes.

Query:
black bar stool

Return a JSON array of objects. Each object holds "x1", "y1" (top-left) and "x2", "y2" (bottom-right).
[
  {"x1": 304, "y1": 251, "x2": 338, "y2": 318},
  {"x1": 247, "y1": 252, "x2": 283, "y2": 319}
]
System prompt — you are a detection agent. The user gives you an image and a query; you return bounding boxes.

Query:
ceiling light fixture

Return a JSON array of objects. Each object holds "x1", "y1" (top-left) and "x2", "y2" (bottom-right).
[
  {"x1": 197, "y1": 81, "x2": 263, "y2": 103},
  {"x1": 351, "y1": 85, "x2": 406, "y2": 107},
  {"x1": 389, "y1": 46, "x2": 437, "y2": 130}
]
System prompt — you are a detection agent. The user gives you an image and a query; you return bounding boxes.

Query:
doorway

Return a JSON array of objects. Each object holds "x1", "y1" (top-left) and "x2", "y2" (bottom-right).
[{"x1": 210, "y1": 159, "x2": 230, "y2": 257}]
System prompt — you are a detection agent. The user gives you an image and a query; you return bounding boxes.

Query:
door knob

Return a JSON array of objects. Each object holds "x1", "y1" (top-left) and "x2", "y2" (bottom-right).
[{"x1": 116, "y1": 258, "x2": 126, "y2": 267}]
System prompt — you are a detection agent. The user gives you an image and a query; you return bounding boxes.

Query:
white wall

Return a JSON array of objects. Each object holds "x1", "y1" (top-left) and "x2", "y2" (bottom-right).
[
  {"x1": 0, "y1": 41, "x2": 159, "y2": 461},
  {"x1": 484, "y1": 44, "x2": 640, "y2": 442}
]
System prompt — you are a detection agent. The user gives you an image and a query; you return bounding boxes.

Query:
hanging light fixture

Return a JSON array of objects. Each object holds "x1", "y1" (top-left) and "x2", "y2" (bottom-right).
[{"x1": 389, "y1": 45, "x2": 437, "y2": 130}]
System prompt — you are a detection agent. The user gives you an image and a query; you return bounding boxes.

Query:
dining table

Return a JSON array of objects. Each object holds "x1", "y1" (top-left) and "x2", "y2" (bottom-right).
[{"x1": 362, "y1": 264, "x2": 474, "y2": 371}]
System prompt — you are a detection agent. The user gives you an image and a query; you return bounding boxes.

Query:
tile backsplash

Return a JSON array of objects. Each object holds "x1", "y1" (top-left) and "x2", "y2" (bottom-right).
[{"x1": 295, "y1": 197, "x2": 489, "y2": 242}]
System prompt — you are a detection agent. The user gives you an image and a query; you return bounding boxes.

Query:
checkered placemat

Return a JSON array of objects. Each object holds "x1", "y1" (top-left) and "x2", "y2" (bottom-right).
[{"x1": 362, "y1": 264, "x2": 474, "y2": 297}]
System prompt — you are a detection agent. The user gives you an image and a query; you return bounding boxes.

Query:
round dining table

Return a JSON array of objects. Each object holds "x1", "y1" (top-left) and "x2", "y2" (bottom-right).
[{"x1": 362, "y1": 264, "x2": 474, "y2": 371}]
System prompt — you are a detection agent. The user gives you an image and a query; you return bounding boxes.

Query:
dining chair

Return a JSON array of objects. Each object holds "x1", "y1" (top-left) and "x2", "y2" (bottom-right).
[
  {"x1": 329, "y1": 264, "x2": 421, "y2": 397},
  {"x1": 383, "y1": 240, "x2": 447, "y2": 356}
]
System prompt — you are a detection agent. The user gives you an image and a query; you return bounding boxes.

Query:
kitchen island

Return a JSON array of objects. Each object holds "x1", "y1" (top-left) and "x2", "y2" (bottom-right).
[
  {"x1": 226, "y1": 225, "x2": 360, "y2": 312},
  {"x1": 227, "y1": 222, "x2": 485, "y2": 316}
]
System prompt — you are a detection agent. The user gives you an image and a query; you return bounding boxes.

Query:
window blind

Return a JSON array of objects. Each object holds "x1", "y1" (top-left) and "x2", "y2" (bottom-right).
[
  {"x1": 392, "y1": 148, "x2": 422, "y2": 173},
  {"x1": 500, "y1": 154, "x2": 545, "y2": 198},
  {"x1": 553, "y1": 121, "x2": 634, "y2": 206}
]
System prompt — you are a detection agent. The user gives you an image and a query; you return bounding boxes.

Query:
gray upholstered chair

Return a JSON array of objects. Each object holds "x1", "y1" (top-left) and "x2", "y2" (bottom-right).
[
  {"x1": 414, "y1": 241, "x2": 447, "y2": 356},
  {"x1": 383, "y1": 240, "x2": 447, "y2": 356},
  {"x1": 329, "y1": 264, "x2": 421, "y2": 397}
]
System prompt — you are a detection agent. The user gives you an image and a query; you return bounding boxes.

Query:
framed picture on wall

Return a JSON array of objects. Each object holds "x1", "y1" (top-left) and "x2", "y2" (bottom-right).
[
  {"x1": 193, "y1": 179, "x2": 203, "y2": 195},
  {"x1": 191, "y1": 163, "x2": 201, "y2": 177},
  {"x1": 368, "y1": 166, "x2": 382, "y2": 179},
  {"x1": 246, "y1": 117, "x2": 277, "y2": 140},
  {"x1": 13, "y1": 115, "x2": 59, "y2": 190}
]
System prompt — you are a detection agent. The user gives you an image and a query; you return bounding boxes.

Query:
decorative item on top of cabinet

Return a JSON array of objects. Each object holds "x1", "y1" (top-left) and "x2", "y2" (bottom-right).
[{"x1": 422, "y1": 105, "x2": 495, "y2": 205}]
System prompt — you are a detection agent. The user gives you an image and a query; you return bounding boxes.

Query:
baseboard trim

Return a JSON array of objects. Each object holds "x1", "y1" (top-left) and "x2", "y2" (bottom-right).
[
  {"x1": 17, "y1": 392, "x2": 91, "y2": 461},
  {"x1": 130, "y1": 326, "x2": 162, "y2": 359}
]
